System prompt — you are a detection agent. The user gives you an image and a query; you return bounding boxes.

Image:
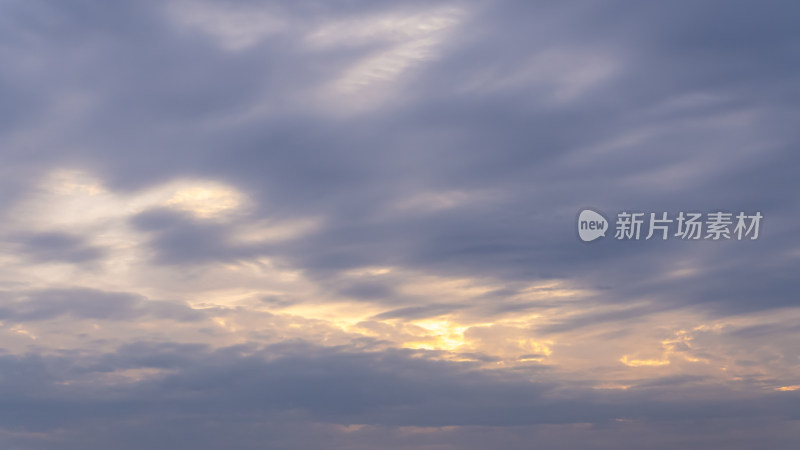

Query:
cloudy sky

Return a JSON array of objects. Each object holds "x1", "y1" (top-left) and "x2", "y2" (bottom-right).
[{"x1": 1, "y1": 0, "x2": 799, "y2": 448}]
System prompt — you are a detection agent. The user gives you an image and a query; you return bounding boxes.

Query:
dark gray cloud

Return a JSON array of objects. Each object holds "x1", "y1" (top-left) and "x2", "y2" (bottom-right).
[
  {"x1": 0, "y1": 288, "x2": 205, "y2": 322},
  {"x1": 3, "y1": 0, "x2": 794, "y2": 316},
  {"x1": 11, "y1": 231, "x2": 106, "y2": 263},
  {"x1": 129, "y1": 208, "x2": 260, "y2": 264},
  {"x1": 0, "y1": 341, "x2": 797, "y2": 449}
]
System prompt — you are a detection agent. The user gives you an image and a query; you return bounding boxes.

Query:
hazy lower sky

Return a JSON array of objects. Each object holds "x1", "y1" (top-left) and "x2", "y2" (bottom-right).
[{"x1": 1, "y1": 1, "x2": 799, "y2": 449}]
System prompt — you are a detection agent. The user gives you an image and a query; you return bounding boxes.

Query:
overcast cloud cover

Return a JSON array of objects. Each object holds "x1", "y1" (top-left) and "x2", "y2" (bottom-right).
[{"x1": 0, "y1": 0, "x2": 799, "y2": 448}]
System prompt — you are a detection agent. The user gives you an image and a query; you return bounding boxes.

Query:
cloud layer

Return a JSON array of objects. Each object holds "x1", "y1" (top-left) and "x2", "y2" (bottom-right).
[{"x1": 0, "y1": 0, "x2": 798, "y2": 448}]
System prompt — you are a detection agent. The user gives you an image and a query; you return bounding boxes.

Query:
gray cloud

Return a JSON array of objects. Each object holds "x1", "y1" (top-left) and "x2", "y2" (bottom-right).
[
  {"x1": 0, "y1": 341, "x2": 797, "y2": 450},
  {"x1": 0, "y1": 0, "x2": 799, "y2": 448},
  {"x1": 0, "y1": 288, "x2": 205, "y2": 322},
  {"x1": 11, "y1": 231, "x2": 106, "y2": 263}
]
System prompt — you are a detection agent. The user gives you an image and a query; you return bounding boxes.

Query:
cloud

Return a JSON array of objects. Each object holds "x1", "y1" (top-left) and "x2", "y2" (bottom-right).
[
  {"x1": 12, "y1": 232, "x2": 107, "y2": 264},
  {"x1": 0, "y1": 288, "x2": 205, "y2": 323},
  {"x1": 0, "y1": 0, "x2": 799, "y2": 448},
  {"x1": 0, "y1": 341, "x2": 797, "y2": 449}
]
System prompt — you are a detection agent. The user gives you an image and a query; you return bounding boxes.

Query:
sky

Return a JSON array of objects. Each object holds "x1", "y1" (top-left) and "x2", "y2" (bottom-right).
[{"x1": 0, "y1": 0, "x2": 799, "y2": 448}]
